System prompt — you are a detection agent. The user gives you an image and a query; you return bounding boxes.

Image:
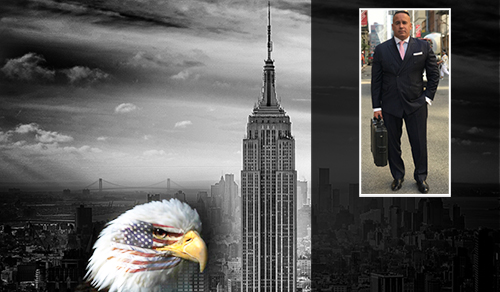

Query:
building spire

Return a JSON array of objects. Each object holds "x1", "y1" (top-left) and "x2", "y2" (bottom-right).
[
  {"x1": 267, "y1": 0, "x2": 272, "y2": 61},
  {"x1": 256, "y1": 0, "x2": 280, "y2": 109}
]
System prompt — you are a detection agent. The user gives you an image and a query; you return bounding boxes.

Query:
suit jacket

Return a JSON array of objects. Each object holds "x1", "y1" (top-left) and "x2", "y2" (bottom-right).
[{"x1": 371, "y1": 37, "x2": 440, "y2": 118}]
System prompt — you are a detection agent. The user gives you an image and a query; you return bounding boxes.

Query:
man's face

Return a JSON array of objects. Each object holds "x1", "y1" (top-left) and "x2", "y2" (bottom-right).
[{"x1": 392, "y1": 12, "x2": 411, "y2": 40}]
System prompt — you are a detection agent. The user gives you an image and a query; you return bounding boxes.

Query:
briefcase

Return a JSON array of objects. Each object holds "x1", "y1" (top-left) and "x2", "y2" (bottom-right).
[{"x1": 371, "y1": 117, "x2": 388, "y2": 167}]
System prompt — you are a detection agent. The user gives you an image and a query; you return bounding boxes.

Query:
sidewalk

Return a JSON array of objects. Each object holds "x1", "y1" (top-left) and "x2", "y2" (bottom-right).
[{"x1": 360, "y1": 65, "x2": 450, "y2": 196}]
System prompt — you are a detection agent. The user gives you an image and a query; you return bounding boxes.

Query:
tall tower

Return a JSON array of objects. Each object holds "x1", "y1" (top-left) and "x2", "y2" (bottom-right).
[
  {"x1": 241, "y1": 2, "x2": 297, "y2": 291},
  {"x1": 473, "y1": 228, "x2": 495, "y2": 292}
]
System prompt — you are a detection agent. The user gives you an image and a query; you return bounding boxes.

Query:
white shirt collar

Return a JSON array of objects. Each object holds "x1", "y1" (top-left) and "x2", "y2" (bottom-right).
[{"x1": 394, "y1": 36, "x2": 410, "y2": 44}]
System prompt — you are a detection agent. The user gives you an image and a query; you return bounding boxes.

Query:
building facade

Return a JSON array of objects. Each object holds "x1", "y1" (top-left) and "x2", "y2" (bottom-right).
[
  {"x1": 297, "y1": 179, "x2": 308, "y2": 209},
  {"x1": 211, "y1": 174, "x2": 239, "y2": 220},
  {"x1": 370, "y1": 273, "x2": 404, "y2": 292},
  {"x1": 241, "y1": 3, "x2": 297, "y2": 291}
]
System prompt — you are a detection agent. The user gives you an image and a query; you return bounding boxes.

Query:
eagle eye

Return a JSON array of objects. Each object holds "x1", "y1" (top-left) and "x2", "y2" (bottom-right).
[{"x1": 153, "y1": 228, "x2": 168, "y2": 239}]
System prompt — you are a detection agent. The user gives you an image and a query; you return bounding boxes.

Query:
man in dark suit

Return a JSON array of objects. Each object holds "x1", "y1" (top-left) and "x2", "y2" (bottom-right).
[{"x1": 371, "y1": 10, "x2": 439, "y2": 194}]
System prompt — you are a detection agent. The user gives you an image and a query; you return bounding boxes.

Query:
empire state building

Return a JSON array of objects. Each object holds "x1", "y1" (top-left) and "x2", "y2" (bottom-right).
[{"x1": 241, "y1": 2, "x2": 297, "y2": 291}]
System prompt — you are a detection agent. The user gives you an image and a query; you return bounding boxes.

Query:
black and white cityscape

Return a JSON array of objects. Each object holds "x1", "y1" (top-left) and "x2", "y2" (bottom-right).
[
  {"x1": 1, "y1": 0, "x2": 499, "y2": 292},
  {"x1": 0, "y1": 173, "x2": 311, "y2": 292},
  {"x1": 312, "y1": 170, "x2": 499, "y2": 291},
  {"x1": 0, "y1": 0, "x2": 311, "y2": 291}
]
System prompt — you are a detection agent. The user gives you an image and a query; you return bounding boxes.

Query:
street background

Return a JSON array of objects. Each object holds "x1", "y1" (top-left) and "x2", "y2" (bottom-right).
[{"x1": 360, "y1": 65, "x2": 450, "y2": 195}]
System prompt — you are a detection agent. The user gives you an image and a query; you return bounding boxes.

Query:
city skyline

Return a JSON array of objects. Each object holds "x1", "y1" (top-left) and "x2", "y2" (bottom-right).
[
  {"x1": 0, "y1": 0, "x2": 497, "y2": 291},
  {"x1": 0, "y1": 0, "x2": 311, "y2": 190}
]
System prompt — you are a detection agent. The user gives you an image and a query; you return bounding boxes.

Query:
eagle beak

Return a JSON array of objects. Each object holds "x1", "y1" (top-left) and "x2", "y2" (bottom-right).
[{"x1": 156, "y1": 230, "x2": 208, "y2": 272}]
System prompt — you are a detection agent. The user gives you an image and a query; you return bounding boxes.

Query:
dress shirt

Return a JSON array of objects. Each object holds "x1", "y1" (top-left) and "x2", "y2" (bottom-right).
[{"x1": 394, "y1": 36, "x2": 410, "y2": 57}]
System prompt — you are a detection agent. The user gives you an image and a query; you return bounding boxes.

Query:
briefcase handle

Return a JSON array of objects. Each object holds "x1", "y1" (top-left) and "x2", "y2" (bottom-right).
[{"x1": 372, "y1": 116, "x2": 383, "y2": 123}]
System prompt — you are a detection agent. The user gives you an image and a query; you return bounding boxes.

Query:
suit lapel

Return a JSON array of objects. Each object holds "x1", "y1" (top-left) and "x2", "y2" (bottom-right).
[{"x1": 389, "y1": 37, "x2": 402, "y2": 65}]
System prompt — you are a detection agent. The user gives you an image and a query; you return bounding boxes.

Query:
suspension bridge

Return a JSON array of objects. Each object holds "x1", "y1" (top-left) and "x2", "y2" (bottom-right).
[{"x1": 81, "y1": 178, "x2": 208, "y2": 193}]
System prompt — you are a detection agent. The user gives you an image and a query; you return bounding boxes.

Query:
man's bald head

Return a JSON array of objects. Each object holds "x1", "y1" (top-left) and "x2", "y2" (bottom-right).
[{"x1": 392, "y1": 11, "x2": 412, "y2": 40}]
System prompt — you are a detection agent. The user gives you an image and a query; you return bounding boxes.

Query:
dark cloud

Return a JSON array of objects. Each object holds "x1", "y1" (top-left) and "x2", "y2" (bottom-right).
[
  {"x1": 3, "y1": 0, "x2": 309, "y2": 37},
  {"x1": 276, "y1": 0, "x2": 311, "y2": 17},
  {"x1": 92, "y1": 8, "x2": 188, "y2": 29},
  {"x1": 181, "y1": 60, "x2": 205, "y2": 67},
  {"x1": 1, "y1": 52, "x2": 110, "y2": 86},
  {"x1": 0, "y1": 0, "x2": 188, "y2": 29},
  {"x1": 1, "y1": 53, "x2": 55, "y2": 82}
]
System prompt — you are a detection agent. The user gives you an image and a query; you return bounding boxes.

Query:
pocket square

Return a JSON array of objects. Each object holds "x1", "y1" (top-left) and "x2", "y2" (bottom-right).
[{"x1": 413, "y1": 52, "x2": 423, "y2": 56}]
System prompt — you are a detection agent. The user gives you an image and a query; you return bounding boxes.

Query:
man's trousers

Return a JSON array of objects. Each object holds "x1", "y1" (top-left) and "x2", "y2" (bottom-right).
[{"x1": 383, "y1": 104, "x2": 428, "y2": 183}]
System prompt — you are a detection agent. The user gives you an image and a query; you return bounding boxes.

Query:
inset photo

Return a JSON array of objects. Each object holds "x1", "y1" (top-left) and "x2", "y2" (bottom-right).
[{"x1": 360, "y1": 9, "x2": 451, "y2": 197}]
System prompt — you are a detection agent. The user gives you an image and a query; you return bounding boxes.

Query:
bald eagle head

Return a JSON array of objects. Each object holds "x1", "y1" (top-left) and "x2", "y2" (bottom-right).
[{"x1": 86, "y1": 199, "x2": 207, "y2": 292}]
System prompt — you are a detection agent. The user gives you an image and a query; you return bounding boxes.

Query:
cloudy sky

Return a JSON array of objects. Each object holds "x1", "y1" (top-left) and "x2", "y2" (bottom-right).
[{"x1": 0, "y1": 0, "x2": 311, "y2": 191}]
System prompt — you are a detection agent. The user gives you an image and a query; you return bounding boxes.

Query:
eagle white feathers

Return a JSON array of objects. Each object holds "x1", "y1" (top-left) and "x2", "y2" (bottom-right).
[{"x1": 86, "y1": 199, "x2": 207, "y2": 292}]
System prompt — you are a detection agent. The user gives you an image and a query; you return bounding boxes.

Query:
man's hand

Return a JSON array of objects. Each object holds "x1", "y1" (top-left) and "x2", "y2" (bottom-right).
[{"x1": 374, "y1": 110, "x2": 383, "y2": 120}]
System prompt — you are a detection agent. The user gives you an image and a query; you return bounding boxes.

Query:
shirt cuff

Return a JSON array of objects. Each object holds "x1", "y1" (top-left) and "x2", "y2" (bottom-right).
[
  {"x1": 426, "y1": 97, "x2": 432, "y2": 105},
  {"x1": 373, "y1": 108, "x2": 381, "y2": 112}
]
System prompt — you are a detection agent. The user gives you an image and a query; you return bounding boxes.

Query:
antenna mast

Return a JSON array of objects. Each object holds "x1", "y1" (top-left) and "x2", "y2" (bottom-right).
[{"x1": 267, "y1": 0, "x2": 273, "y2": 61}]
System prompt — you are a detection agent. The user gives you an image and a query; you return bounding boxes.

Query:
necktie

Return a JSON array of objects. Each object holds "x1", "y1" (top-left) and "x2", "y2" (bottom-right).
[{"x1": 399, "y1": 41, "x2": 405, "y2": 60}]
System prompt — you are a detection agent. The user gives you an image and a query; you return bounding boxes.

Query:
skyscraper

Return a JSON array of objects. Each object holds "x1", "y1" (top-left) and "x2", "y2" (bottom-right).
[
  {"x1": 211, "y1": 174, "x2": 238, "y2": 219},
  {"x1": 241, "y1": 2, "x2": 297, "y2": 291},
  {"x1": 370, "y1": 273, "x2": 403, "y2": 292},
  {"x1": 224, "y1": 174, "x2": 238, "y2": 219},
  {"x1": 297, "y1": 179, "x2": 308, "y2": 209},
  {"x1": 473, "y1": 228, "x2": 495, "y2": 292},
  {"x1": 318, "y1": 168, "x2": 333, "y2": 216}
]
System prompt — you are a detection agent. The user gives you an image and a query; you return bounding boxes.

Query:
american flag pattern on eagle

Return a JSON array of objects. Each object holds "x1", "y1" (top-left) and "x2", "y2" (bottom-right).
[
  {"x1": 119, "y1": 220, "x2": 153, "y2": 247},
  {"x1": 109, "y1": 221, "x2": 185, "y2": 273}
]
